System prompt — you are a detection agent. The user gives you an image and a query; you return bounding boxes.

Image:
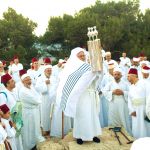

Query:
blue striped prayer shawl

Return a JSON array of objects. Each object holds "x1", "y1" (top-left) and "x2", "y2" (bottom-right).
[{"x1": 60, "y1": 63, "x2": 91, "y2": 111}]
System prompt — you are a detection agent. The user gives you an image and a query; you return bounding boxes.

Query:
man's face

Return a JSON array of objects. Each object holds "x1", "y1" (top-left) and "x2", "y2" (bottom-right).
[
  {"x1": 122, "y1": 53, "x2": 126, "y2": 57},
  {"x1": 105, "y1": 54, "x2": 111, "y2": 61},
  {"x1": 142, "y1": 73, "x2": 149, "y2": 79},
  {"x1": 45, "y1": 68, "x2": 52, "y2": 77},
  {"x1": 113, "y1": 71, "x2": 122, "y2": 81},
  {"x1": 23, "y1": 76, "x2": 32, "y2": 86},
  {"x1": 77, "y1": 51, "x2": 86, "y2": 61},
  {"x1": 7, "y1": 79, "x2": 15, "y2": 89},
  {"x1": 127, "y1": 74, "x2": 136, "y2": 84},
  {"x1": 33, "y1": 61, "x2": 39, "y2": 69},
  {"x1": 14, "y1": 58, "x2": 19, "y2": 64},
  {"x1": 2, "y1": 111, "x2": 10, "y2": 119},
  {"x1": 133, "y1": 61, "x2": 139, "y2": 66}
]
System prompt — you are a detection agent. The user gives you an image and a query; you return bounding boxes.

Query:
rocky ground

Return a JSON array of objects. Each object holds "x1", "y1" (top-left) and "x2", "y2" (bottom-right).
[{"x1": 37, "y1": 127, "x2": 134, "y2": 150}]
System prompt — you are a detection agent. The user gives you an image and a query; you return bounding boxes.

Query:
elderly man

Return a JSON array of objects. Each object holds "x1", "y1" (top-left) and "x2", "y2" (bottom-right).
[
  {"x1": 102, "y1": 68, "x2": 131, "y2": 134},
  {"x1": 127, "y1": 68, "x2": 149, "y2": 138},
  {"x1": 19, "y1": 74, "x2": 45, "y2": 150},
  {"x1": 57, "y1": 47, "x2": 102, "y2": 144},
  {"x1": 35, "y1": 65, "x2": 57, "y2": 136}
]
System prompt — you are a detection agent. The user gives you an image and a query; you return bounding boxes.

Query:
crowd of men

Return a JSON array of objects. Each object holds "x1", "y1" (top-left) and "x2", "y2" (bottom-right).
[{"x1": 0, "y1": 48, "x2": 150, "y2": 150}]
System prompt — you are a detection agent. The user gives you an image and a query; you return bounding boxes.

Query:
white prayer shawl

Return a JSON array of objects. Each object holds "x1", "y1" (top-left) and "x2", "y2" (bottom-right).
[
  {"x1": 0, "y1": 89, "x2": 16, "y2": 111},
  {"x1": 11, "y1": 63, "x2": 23, "y2": 83},
  {"x1": 35, "y1": 74, "x2": 57, "y2": 131},
  {"x1": 102, "y1": 80, "x2": 132, "y2": 134},
  {"x1": 0, "y1": 125, "x2": 7, "y2": 144},
  {"x1": 19, "y1": 85, "x2": 45, "y2": 150},
  {"x1": 60, "y1": 64, "x2": 97, "y2": 118},
  {"x1": 55, "y1": 47, "x2": 91, "y2": 116},
  {"x1": 1, "y1": 118, "x2": 17, "y2": 150},
  {"x1": 128, "y1": 80, "x2": 149, "y2": 138}
]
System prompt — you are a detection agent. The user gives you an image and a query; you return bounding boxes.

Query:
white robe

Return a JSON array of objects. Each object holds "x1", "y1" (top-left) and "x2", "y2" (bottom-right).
[
  {"x1": 102, "y1": 79, "x2": 132, "y2": 134},
  {"x1": 35, "y1": 74, "x2": 57, "y2": 131},
  {"x1": 1, "y1": 118, "x2": 17, "y2": 150},
  {"x1": 73, "y1": 78, "x2": 102, "y2": 141},
  {"x1": 27, "y1": 70, "x2": 40, "y2": 87},
  {"x1": 0, "y1": 89, "x2": 16, "y2": 111},
  {"x1": 99, "y1": 73, "x2": 114, "y2": 127},
  {"x1": 119, "y1": 57, "x2": 131, "y2": 80},
  {"x1": 19, "y1": 86, "x2": 45, "y2": 150},
  {"x1": 13, "y1": 81, "x2": 24, "y2": 101},
  {"x1": 11, "y1": 63, "x2": 23, "y2": 83},
  {"x1": 128, "y1": 80, "x2": 149, "y2": 138},
  {"x1": 0, "y1": 124, "x2": 7, "y2": 144}
]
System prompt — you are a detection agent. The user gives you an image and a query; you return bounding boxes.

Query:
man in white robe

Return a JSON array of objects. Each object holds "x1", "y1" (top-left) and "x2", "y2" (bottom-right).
[
  {"x1": 119, "y1": 52, "x2": 131, "y2": 81},
  {"x1": 35, "y1": 65, "x2": 57, "y2": 135},
  {"x1": 127, "y1": 68, "x2": 149, "y2": 138},
  {"x1": 11, "y1": 56, "x2": 23, "y2": 83},
  {"x1": 19, "y1": 74, "x2": 45, "y2": 150},
  {"x1": 103, "y1": 51, "x2": 118, "y2": 74},
  {"x1": 27, "y1": 58, "x2": 40, "y2": 87},
  {"x1": 102, "y1": 68, "x2": 132, "y2": 134},
  {"x1": 0, "y1": 74, "x2": 23, "y2": 150},
  {"x1": 0, "y1": 104, "x2": 17, "y2": 150},
  {"x1": 98, "y1": 62, "x2": 115, "y2": 127},
  {"x1": 58, "y1": 47, "x2": 102, "y2": 144}
]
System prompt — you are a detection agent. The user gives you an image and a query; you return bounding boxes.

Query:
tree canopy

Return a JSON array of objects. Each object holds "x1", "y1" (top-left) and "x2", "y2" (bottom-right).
[{"x1": 41, "y1": 0, "x2": 150, "y2": 59}]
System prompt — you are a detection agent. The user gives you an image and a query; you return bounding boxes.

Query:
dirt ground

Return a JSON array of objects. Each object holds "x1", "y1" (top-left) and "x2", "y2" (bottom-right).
[{"x1": 37, "y1": 127, "x2": 134, "y2": 150}]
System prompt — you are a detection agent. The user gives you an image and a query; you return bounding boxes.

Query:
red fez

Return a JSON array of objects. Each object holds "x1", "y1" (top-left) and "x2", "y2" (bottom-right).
[
  {"x1": 128, "y1": 68, "x2": 138, "y2": 75},
  {"x1": 32, "y1": 57, "x2": 38, "y2": 63},
  {"x1": 139, "y1": 52, "x2": 145, "y2": 57},
  {"x1": 44, "y1": 57, "x2": 51, "y2": 64},
  {"x1": 19, "y1": 69, "x2": 27, "y2": 77},
  {"x1": 142, "y1": 66, "x2": 150, "y2": 73},
  {"x1": 13, "y1": 55, "x2": 18, "y2": 60},
  {"x1": 0, "y1": 104, "x2": 10, "y2": 114},
  {"x1": 2, "y1": 61, "x2": 6, "y2": 65},
  {"x1": 1, "y1": 74, "x2": 12, "y2": 84}
]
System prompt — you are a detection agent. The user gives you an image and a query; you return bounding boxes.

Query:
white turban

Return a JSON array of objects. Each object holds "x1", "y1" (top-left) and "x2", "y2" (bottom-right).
[
  {"x1": 105, "y1": 51, "x2": 111, "y2": 56},
  {"x1": 21, "y1": 74, "x2": 30, "y2": 80},
  {"x1": 43, "y1": 65, "x2": 52, "y2": 71},
  {"x1": 113, "y1": 67, "x2": 122, "y2": 74}
]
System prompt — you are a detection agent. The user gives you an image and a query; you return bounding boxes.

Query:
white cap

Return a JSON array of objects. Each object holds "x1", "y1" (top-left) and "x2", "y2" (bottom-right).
[
  {"x1": 105, "y1": 51, "x2": 111, "y2": 56},
  {"x1": 21, "y1": 73, "x2": 30, "y2": 80},
  {"x1": 133, "y1": 57, "x2": 140, "y2": 62},
  {"x1": 58, "y1": 59, "x2": 65, "y2": 63},
  {"x1": 113, "y1": 67, "x2": 122, "y2": 74},
  {"x1": 141, "y1": 66, "x2": 150, "y2": 74},
  {"x1": 130, "y1": 137, "x2": 150, "y2": 150},
  {"x1": 43, "y1": 65, "x2": 52, "y2": 70}
]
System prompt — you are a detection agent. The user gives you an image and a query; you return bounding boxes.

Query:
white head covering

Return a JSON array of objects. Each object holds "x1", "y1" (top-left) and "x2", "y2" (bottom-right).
[
  {"x1": 133, "y1": 57, "x2": 140, "y2": 62},
  {"x1": 21, "y1": 73, "x2": 30, "y2": 80},
  {"x1": 130, "y1": 137, "x2": 150, "y2": 150},
  {"x1": 58, "y1": 59, "x2": 65, "y2": 63},
  {"x1": 105, "y1": 51, "x2": 111, "y2": 56},
  {"x1": 43, "y1": 65, "x2": 52, "y2": 71},
  {"x1": 113, "y1": 67, "x2": 122, "y2": 74},
  {"x1": 55, "y1": 47, "x2": 87, "y2": 106}
]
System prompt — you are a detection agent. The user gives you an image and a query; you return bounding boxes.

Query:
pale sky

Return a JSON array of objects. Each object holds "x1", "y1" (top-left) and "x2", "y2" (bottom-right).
[{"x1": 0, "y1": 0, "x2": 150, "y2": 36}]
